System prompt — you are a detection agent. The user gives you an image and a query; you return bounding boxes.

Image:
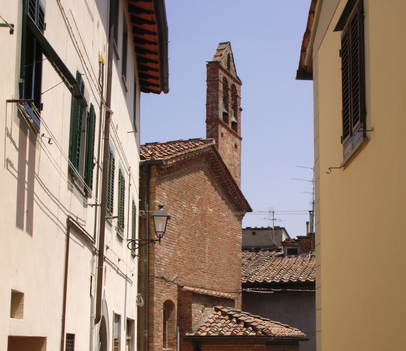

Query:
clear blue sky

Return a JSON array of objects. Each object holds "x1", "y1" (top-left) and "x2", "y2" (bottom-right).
[{"x1": 140, "y1": 0, "x2": 314, "y2": 238}]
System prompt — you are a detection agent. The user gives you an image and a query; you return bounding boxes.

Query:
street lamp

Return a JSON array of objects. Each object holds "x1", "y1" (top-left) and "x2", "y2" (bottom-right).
[{"x1": 127, "y1": 204, "x2": 170, "y2": 253}]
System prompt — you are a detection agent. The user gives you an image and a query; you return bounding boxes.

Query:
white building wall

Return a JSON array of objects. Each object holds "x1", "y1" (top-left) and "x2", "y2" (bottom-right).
[{"x1": 0, "y1": 0, "x2": 141, "y2": 350}]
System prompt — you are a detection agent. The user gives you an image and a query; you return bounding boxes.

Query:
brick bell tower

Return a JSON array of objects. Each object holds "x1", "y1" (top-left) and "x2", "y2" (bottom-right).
[{"x1": 206, "y1": 42, "x2": 243, "y2": 186}]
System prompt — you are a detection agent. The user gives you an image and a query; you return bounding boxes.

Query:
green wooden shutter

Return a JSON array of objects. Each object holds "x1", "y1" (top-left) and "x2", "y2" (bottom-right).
[
  {"x1": 131, "y1": 200, "x2": 136, "y2": 252},
  {"x1": 69, "y1": 71, "x2": 84, "y2": 174},
  {"x1": 85, "y1": 103, "x2": 96, "y2": 192},
  {"x1": 106, "y1": 148, "x2": 115, "y2": 217},
  {"x1": 117, "y1": 169, "x2": 125, "y2": 233}
]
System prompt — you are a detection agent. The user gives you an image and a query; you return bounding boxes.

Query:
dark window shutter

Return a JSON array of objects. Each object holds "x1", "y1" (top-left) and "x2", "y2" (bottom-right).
[
  {"x1": 117, "y1": 169, "x2": 125, "y2": 233},
  {"x1": 351, "y1": 2, "x2": 365, "y2": 138},
  {"x1": 69, "y1": 71, "x2": 84, "y2": 173},
  {"x1": 341, "y1": 28, "x2": 350, "y2": 141},
  {"x1": 85, "y1": 103, "x2": 96, "y2": 192},
  {"x1": 131, "y1": 200, "x2": 136, "y2": 252},
  {"x1": 341, "y1": 0, "x2": 365, "y2": 158},
  {"x1": 106, "y1": 148, "x2": 115, "y2": 217}
]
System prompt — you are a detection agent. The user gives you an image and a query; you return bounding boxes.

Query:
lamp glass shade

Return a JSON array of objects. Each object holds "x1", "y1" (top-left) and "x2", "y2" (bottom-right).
[{"x1": 152, "y1": 205, "x2": 170, "y2": 239}]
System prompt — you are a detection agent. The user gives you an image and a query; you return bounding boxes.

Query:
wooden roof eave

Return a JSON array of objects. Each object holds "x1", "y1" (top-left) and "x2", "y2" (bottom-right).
[
  {"x1": 296, "y1": 0, "x2": 320, "y2": 81},
  {"x1": 127, "y1": 0, "x2": 169, "y2": 94}
]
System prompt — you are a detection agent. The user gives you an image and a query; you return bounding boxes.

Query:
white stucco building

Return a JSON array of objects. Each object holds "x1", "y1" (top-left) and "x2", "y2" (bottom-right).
[{"x1": 0, "y1": 1, "x2": 168, "y2": 350}]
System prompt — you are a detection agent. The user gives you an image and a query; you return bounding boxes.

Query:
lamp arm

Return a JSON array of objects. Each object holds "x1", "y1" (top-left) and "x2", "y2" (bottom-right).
[{"x1": 127, "y1": 237, "x2": 161, "y2": 252}]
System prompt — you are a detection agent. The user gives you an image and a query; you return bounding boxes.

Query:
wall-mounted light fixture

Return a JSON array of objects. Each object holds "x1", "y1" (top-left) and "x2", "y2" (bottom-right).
[{"x1": 127, "y1": 204, "x2": 170, "y2": 253}]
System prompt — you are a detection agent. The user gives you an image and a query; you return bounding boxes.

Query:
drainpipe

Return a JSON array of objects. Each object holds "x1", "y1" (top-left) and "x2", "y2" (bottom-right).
[
  {"x1": 143, "y1": 164, "x2": 150, "y2": 351},
  {"x1": 89, "y1": 49, "x2": 105, "y2": 351},
  {"x1": 61, "y1": 217, "x2": 95, "y2": 351},
  {"x1": 95, "y1": 23, "x2": 114, "y2": 326},
  {"x1": 60, "y1": 217, "x2": 72, "y2": 351}
]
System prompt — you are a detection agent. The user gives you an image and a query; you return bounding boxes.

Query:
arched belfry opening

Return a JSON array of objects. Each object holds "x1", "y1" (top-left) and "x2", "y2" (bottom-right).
[{"x1": 206, "y1": 42, "x2": 243, "y2": 186}]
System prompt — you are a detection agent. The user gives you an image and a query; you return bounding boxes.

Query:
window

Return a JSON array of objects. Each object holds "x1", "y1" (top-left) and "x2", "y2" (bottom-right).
[
  {"x1": 163, "y1": 300, "x2": 176, "y2": 349},
  {"x1": 126, "y1": 319, "x2": 134, "y2": 351},
  {"x1": 106, "y1": 148, "x2": 115, "y2": 217},
  {"x1": 117, "y1": 169, "x2": 125, "y2": 235},
  {"x1": 19, "y1": 0, "x2": 45, "y2": 132},
  {"x1": 110, "y1": 0, "x2": 120, "y2": 58},
  {"x1": 68, "y1": 71, "x2": 96, "y2": 194},
  {"x1": 113, "y1": 313, "x2": 121, "y2": 351},
  {"x1": 19, "y1": 0, "x2": 87, "y2": 134},
  {"x1": 231, "y1": 84, "x2": 238, "y2": 131},
  {"x1": 287, "y1": 248, "x2": 299, "y2": 256},
  {"x1": 222, "y1": 77, "x2": 229, "y2": 123},
  {"x1": 340, "y1": 0, "x2": 366, "y2": 161},
  {"x1": 10, "y1": 290, "x2": 24, "y2": 319},
  {"x1": 65, "y1": 334, "x2": 75, "y2": 351},
  {"x1": 21, "y1": 0, "x2": 45, "y2": 111},
  {"x1": 131, "y1": 200, "x2": 137, "y2": 254}
]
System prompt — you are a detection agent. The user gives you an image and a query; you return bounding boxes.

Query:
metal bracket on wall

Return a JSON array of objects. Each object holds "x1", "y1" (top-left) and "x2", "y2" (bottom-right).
[
  {"x1": 326, "y1": 166, "x2": 342, "y2": 174},
  {"x1": 0, "y1": 16, "x2": 14, "y2": 35}
]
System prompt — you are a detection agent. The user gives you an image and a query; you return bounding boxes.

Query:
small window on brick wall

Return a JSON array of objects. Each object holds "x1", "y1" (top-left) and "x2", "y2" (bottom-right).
[
  {"x1": 287, "y1": 248, "x2": 298, "y2": 256},
  {"x1": 163, "y1": 300, "x2": 176, "y2": 350},
  {"x1": 222, "y1": 77, "x2": 229, "y2": 124}
]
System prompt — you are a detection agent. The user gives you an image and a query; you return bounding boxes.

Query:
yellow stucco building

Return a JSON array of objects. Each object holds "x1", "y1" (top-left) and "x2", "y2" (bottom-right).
[{"x1": 297, "y1": 0, "x2": 406, "y2": 350}]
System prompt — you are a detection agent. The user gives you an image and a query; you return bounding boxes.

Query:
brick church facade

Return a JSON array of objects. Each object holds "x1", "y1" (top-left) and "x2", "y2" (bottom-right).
[{"x1": 137, "y1": 43, "x2": 307, "y2": 351}]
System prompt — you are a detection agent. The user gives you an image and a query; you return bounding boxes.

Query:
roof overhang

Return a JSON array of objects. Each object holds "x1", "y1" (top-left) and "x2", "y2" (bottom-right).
[
  {"x1": 296, "y1": 0, "x2": 320, "y2": 81},
  {"x1": 127, "y1": 0, "x2": 169, "y2": 94},
  {"x1": 184, "y1": 336, "x2": 309, "y2": 343}
]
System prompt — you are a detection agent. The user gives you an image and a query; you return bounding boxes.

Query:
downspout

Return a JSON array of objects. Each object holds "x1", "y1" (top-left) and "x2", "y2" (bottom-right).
[
  {"x1": 60, "y1": 217, "x2": 72, "y2": 351},
  {"x1": 95, "y1": 20, "x2": 114, "y2": 326},
  {"x1": 90, "y1": 49, "x2": 105, "y2": 351},
  {"x1": 61, "y1": 217, "x2": 96, "y2": 351},
  {"x1": 144, "y1": 165, "x2": 150, "y2": 351}
]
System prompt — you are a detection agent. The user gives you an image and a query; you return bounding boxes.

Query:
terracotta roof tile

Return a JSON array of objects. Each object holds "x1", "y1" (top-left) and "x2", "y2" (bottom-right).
[
  {"x1": 186, "y1": 306, "x2": 306, "y2": 339},
  {"x1": 181, "y1": 286, "x2": 235, "y2": 300},
  {"x1": 242, "y1": 251, "x2": 315, "y2": 284},
  {"x1": 140, "y1": 138, "x2": 214, "y2": 160}
]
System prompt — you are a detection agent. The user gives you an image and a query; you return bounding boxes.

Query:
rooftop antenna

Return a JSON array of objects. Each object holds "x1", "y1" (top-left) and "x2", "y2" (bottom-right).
[{"x1": 293, "y1": 166, "x2": 315, "y2": 235}]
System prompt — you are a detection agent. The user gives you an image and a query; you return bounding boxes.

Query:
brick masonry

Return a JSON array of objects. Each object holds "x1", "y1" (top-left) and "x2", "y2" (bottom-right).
[
  {"x1": 139, "y1": 157, "x2": 244, "y2": 351},
  {"x1": 138, "y1": 43, "x2": 252, "y2": 351},
  {"x1": 206, "y1": 42, "x2": 242, "y2": 186}
]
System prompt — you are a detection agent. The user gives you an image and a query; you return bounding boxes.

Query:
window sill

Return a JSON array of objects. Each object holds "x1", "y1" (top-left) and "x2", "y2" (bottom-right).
[
  {"x1": 69, "y1": 172, "x2": 89, "y2": 199},
  {"x1": 116, "y1": 230, "x2": 124, "y2": 241},
  {"x1": 341, "y1": 137, "x2": 370, "y2": 169}
]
